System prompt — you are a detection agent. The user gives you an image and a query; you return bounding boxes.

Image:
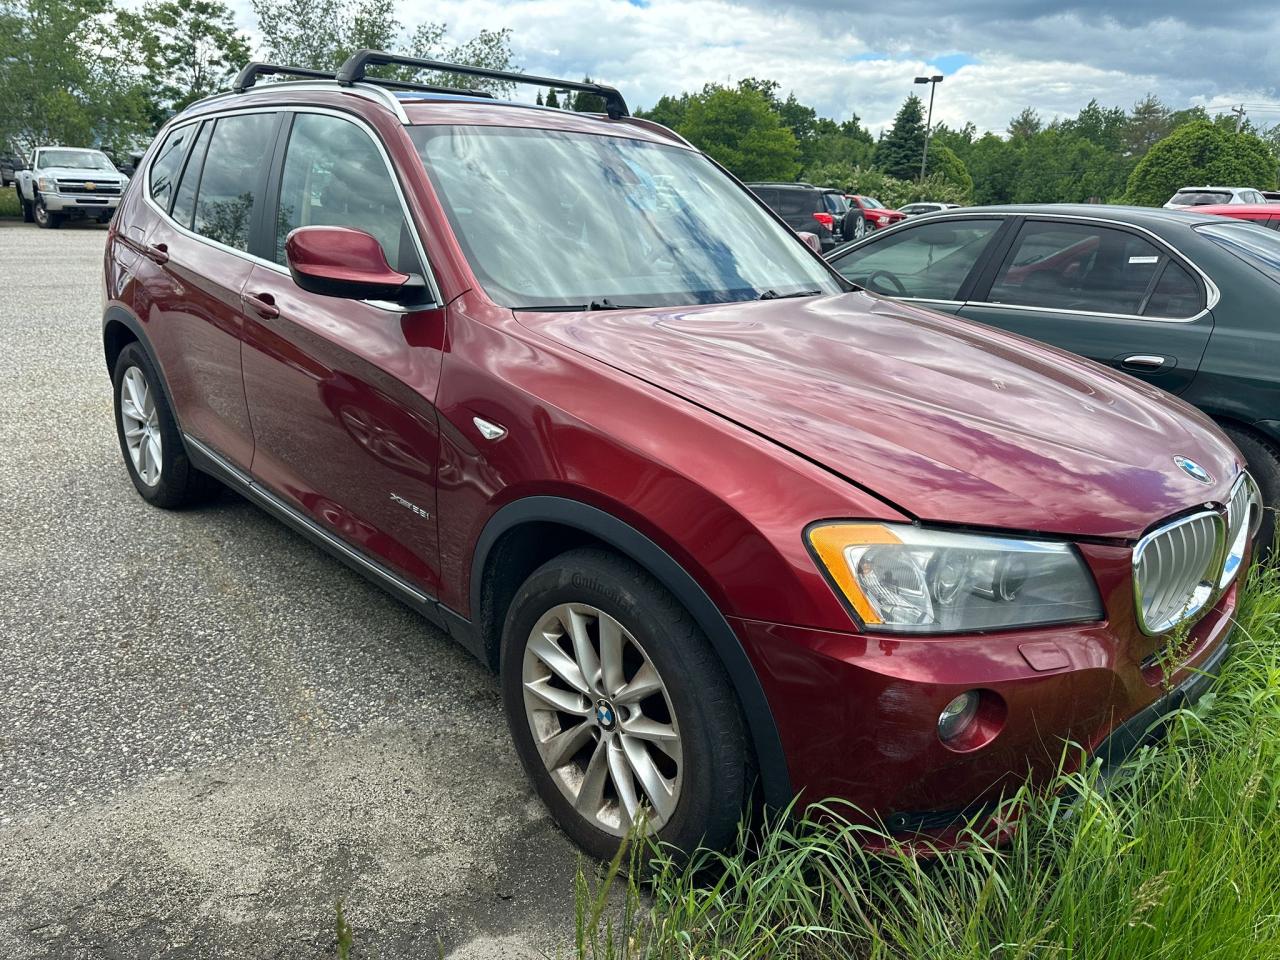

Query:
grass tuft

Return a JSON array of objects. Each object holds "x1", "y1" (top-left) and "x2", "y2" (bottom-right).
[{"x1": 576, "y1": 562, "x2": 1280, "y2": 959}]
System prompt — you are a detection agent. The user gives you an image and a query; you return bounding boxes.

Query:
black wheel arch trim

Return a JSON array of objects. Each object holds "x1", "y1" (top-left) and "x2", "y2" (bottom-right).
[
  {"x1": 469, "y1": 495, "x2": 794, "y2": 808},
  {"x1": 102, "y1": 305, "x2": 184, "y2": 428}
]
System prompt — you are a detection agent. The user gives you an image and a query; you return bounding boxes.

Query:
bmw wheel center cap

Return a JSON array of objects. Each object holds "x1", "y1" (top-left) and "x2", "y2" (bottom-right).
[{"x1": 594, "y1": 698, "x2": 617, "y2": 730}]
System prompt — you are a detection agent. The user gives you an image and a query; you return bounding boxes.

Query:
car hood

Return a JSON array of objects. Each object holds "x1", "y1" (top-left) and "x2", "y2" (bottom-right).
[
  {"x1": 517, "y1": 292, "x2": 1240, "y2": 540},
  {"x1": 36, "y1": 166, "x2": 123, "y2": 181}
]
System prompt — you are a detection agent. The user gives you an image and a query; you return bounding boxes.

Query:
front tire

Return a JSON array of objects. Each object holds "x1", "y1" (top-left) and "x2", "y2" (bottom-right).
[
  {"x1": 501, "y1": 548, "x2": 749, "y2": 860},
  {"x1": 112, "y1": 342, "x2": 220, "y2": 509},
  {"x1": 1222, "y1": 425, "x2": 1279, "y2": 561},
  {"x1": 18, "y1": 188, "x2": 33, "y2": 223},
  {"x1": 33, "y1": 194, "x2": 61, "y2": 229}
]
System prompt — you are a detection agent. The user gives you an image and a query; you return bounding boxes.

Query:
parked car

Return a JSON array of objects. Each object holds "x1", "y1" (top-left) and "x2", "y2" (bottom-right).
[
  {"x1": 827, "y1": 203, "x2": 1280, "y2": 551},
  {"x1": 899, "y1": 201, "x2": 961, "y2": 217},
  {"x1": 104, "y1": 57, "x2": 1257, "y2": 860},
  {"x1": 846, "y1": 194, "x2": 906, "y2": 236},
  {"x1": 747, "y1": 182, "x2": 855, "y2": 249},
  {"x1": 15, "y1": 146, "x2": 128, "y2": 227},
  {"x1": 1164, "y1": 186, "x2": 1269, "y2": 208},
  {"x1": 0, "y1": 154, "x2": 22, "y2": 187},
  {"x1": 1261, "y1": 191, "x2": 1280, "y2": 204},
  {"x1": 1191, "y1": 204, "x2": 1280, "y2": 230}
]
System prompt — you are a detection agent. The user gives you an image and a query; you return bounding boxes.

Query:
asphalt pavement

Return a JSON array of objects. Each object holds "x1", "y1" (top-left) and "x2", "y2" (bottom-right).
[{"x1": 0, "y1": 221, "x2": 583, "y2": 958}]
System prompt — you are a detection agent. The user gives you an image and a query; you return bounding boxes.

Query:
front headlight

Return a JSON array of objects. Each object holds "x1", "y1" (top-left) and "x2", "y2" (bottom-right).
[
  {"x1": 37, "y1": 176, "x2": 56, "y2": 192},
  {"x1": 807, "y1": 522, "x2": 1103, "y2": 633}
]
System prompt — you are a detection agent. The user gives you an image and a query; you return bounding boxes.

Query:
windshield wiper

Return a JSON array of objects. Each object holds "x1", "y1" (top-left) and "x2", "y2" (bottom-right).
[
  {"x1": 512, "y1": 298, "x2": 645, "y2": 312},
  {"x1": 756, "y1": 289, "x2": 822, "y2": 301}
]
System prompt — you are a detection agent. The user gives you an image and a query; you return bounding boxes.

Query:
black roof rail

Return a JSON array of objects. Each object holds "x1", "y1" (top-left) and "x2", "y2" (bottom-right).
[
  {"x1": 336, "y1": 49, "x2": 630, "y2": 119},
  {"x1": 232, "y1": 62, "x2": 333, "y2": 93}
]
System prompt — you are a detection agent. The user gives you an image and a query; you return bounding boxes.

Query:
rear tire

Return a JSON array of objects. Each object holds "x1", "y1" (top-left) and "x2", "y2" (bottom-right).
[
  {"x1": 112, "y1": 342, "x2": 221, "y2": 509},
  {"x1": 501, "y1": 547, "x2": 749, "y2": 860},
  {"x1": 1222, "y1": 425, "x2": 1278, "y2": 562}
]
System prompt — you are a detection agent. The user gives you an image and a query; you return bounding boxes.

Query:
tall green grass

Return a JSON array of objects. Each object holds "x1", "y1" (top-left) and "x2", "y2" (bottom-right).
[{"x1": 575, "y1": 564, "x2": 1280, "y2": 959}]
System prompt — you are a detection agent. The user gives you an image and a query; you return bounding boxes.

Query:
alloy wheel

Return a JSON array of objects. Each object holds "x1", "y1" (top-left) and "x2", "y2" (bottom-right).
[
  {"x1": 522, "y1": 602, "x2": 683, "y2": 835},
  {"x1": 120, "y1": 366, "x2": 162, "y2": 486},
  {"x1": 853, "y1": 216, "x2": 867, "y2": 239}
]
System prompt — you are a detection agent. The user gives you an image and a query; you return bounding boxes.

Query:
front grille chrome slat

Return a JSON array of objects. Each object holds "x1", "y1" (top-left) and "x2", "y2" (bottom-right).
[{"x1": 1133, "y1": 510, "x2": 1225, "y2": 636}]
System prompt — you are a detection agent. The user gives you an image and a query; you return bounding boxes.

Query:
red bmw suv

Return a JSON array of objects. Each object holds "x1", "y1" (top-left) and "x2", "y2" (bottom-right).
[{"x1": 103, "y1": 52, "x2": 1260, "y2": 858}]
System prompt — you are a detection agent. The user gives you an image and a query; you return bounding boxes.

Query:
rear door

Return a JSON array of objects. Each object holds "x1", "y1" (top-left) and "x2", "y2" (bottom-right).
[
  {"x1": 957, "y1": 217, "x2": 1214, "y2": 395},
  {"x1": 132, "y1": 111, "x2": 281, "y2": 468},
  {"x1": 239, "y1": 109, "x2": 447, "y2": 596}
]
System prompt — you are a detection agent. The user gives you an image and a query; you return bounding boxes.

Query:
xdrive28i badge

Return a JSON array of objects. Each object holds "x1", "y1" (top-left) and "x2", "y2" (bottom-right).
[{"x1": 1173, "y1": 456, "x2": 1214, "y2": 485}]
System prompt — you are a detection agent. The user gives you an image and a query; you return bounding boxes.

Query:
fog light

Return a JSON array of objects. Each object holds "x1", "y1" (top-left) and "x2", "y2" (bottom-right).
[{"x1": 938, "y1": 691, "x2": 980, "y2": 742}]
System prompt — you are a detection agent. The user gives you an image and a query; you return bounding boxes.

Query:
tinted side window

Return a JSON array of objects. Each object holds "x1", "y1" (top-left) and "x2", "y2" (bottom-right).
[
  {"x1": 192, "y1": 113, "x2": 276, "y2": 252},
  {"x1": 753, "y1": 187, "x2": 780, "y2": 208},
  {"x1": 777, "y1": 190, "x2": 813, "y2": 217},
  {"x1": 1142, "y1": 260, "x2": 1201, "y2": 318},
  {"x1": 170, "y1": 121, "x2": 212, "y2": 229},
  {"x1": 988, "y1": 221, "x2": 1167, "y2": 315},
  {"x1": 149, "y1": 124, "x2": 196, "y2": 211},
  {"x1": 833, "y1": 218, "x2": 1001, "y2": 299},
  {"x1": 274, "y1": 113, "x2": 415, "y2": 272}
]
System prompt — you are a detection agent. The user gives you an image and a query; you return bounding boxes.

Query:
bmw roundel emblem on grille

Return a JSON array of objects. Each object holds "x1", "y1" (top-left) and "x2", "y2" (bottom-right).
[{"x1": 1173, "y1": 456, "x2": 1214, "y2": 485}]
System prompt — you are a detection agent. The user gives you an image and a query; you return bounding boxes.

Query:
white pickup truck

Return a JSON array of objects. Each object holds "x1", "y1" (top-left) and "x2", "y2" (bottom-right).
[{"x1": 15, "y1": 147, "x2": 129, "y2": 228}]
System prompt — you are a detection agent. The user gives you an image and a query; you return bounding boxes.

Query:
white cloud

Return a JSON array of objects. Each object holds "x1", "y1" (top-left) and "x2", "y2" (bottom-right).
[{"x1": 221, "y1": 0, "x2": 1280, "y2": 135}]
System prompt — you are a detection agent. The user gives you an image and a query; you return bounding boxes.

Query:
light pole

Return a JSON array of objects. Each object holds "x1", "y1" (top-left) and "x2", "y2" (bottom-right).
[{"x1": 914, "y1": 74, "x2": 943, "y2": 181}]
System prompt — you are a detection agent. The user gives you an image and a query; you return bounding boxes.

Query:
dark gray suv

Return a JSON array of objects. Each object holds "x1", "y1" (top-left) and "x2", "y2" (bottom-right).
[{"x1": 748, "y1": 182, "x2": 855, "y2": 250}]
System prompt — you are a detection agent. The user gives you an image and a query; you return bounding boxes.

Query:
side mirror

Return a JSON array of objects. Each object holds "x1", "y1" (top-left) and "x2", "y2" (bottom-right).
[
  {"x1": 285, "y1": 226, "x2": 425, "y2": 303},
  {"x1": 797, "y1": 231, "x2": 822, "y2": 254}
]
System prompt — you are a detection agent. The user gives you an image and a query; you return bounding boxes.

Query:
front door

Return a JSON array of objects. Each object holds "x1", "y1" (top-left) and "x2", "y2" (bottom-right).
[
  {"x1": 959, "y1": 218, "x2": 1214, "y2": 395},
  {"x1": 239, "y1": 110, "x2": 447, "y2": 596}
]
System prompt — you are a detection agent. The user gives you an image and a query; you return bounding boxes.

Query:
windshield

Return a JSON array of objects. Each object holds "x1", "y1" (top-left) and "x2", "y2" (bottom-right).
[
  {"x1": 410, "y1": 125, "x2": 843, "y2": 309},
  {"x1": 1198, "y1": 221, "x2": 1280, "y2": 284},
  {"x1": 37, "y1": 149, "x2": 114, "y2": 171},
  {"x1": 859, "y1": 196, "x2": 885, "y2": 209},
  {"x1": 1169, "y1": 190, "x2": 1231, "y2": 206}
]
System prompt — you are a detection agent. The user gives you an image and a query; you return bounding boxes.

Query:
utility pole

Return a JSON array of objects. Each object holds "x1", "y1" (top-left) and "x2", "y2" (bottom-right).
[
  {"x1": 1232, "y1": 103, "x2": 1246, "y2": 133},
  {"x1": 914, "y1": 74, "x2": 943, "y2": 180}
]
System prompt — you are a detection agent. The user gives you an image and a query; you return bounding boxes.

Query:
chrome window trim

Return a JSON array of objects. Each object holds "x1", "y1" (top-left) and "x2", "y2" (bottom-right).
[
  {"x1": 838, "y1": 210, "x2": 1220, "y2": 323},
  {"x1": 142, "y1": 104, "x2": 442, "y2": 311}
]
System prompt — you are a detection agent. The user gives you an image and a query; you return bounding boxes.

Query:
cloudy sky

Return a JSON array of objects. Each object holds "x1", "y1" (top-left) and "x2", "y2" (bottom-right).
[{"x1": 228, "y1": 0, "x2": 1280, "y2": 135}]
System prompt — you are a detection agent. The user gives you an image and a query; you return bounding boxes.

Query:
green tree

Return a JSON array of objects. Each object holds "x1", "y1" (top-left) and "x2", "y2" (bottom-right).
[
  {"x1": 636, "y1": 93, "x2": 691, "y2": 130},
  {"x1": 1123, "y1": 94, "x2": 1173, "y2": 157},
  {"x1": 875, "y1": 94, "x2": 926, "y2": 180},
  {"x1": 118, "y1": 0, "x2": 250, "y2": 118},
  {"x1": 1007, "y1": 107, "x2": 1042, "y2": 141},
  {"x1": 1124, "y1": 119, "x2": 1278, "y2": 205},
  {"x1": 966, "y1": 133, "x2": 1020, "y2": 205},
  {"x1": 571, "y1": 76, "x2": 606, "y2": 113},
  {"x1": 0, "y1": 0, "x2": 151, "y2": 155},
  {"x1": 251, "y1": 0, "x2": 516, "y2": 94},
  {"x1": 925, "y1": 144, "x2": 973, "y2": 201},
  {"x1": 677, "y1": 85, "x2": 800, "y2": 181},
  {"x1": 544, "y1": 88, "x2": 560, "y2": 108}
]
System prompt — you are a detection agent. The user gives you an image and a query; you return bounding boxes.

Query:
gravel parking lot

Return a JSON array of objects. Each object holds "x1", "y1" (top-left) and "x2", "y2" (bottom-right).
[{"x1": 0, "y1": 222, "x2": 583, "y2": 958}]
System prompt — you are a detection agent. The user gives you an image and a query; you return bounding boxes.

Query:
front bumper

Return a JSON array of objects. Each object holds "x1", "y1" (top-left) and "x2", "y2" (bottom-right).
[
  {"x1": 732, "y1": 560, "x2": 1238, "y2": 835},
  {"x1": 42, "y1": 192, "x2": 121, "y2": 214}
]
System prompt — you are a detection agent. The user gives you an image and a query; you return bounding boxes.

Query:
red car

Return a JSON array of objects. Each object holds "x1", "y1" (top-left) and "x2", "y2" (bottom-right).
[
  {"x1": 1191, "y1": 204, "x2": 1280, "y2": 230},
  {"x1": 102, "y1": 52, "x2": 1259, "y2": 858},
  {"x1": 845, "y1": 194, "x2": 907, "y2": 238}
]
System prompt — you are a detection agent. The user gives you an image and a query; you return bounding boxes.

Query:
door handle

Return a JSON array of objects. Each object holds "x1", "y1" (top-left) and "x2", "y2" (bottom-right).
[
  {"x1": 245, "y1": 292, "x2": 280, "y2": 320},
  {"x1": 1121, "y1": 354, "x2": 1167, "y2": 369},
  {"x1": 143, "y1": 242, "x2": 168, "y2": 264}
]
